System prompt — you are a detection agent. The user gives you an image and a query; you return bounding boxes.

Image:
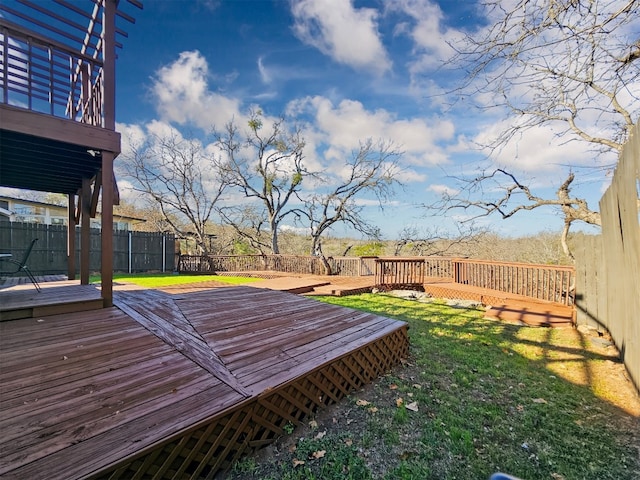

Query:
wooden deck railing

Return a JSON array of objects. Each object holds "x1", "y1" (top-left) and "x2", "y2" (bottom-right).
[
  {"x1": 453, "y1": 259, "x2": 575, "y2": 305},
  {"x1": 375, "y1": 257, "x2": 575, "y2": 306},
  {"x1": 375, "y1": 258, "x2": 426, "y2": 288},
  {"x1": 179, "y1": 254, "x2": 328, "y2": 275},
  {"x1": 328, "y1": 256, "x2": 377, "y2": 276},
  {"x1": 179, "y1": 254, "x2": 575, "y2": 306},
  {"x1": 179, "y1": 255, "x2": 378, "y2": 276}
]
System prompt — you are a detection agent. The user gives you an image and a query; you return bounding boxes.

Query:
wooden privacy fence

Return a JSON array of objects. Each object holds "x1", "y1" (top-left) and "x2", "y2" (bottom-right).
[
  {"x1": 0, "y1": 222, "x2": 175, "y2": 275},
  {"x1": 574, "y1": 121, "x2": 640, "y2": 392},
  {"x1": 178, "y1": 255, "x2": 378, "y2": 276}
]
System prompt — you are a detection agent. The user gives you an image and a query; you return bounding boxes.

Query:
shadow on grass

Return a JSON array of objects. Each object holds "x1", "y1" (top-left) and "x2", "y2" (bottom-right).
[{"x1": 306, "y1": 293, "x2": 640, "y2": 480}]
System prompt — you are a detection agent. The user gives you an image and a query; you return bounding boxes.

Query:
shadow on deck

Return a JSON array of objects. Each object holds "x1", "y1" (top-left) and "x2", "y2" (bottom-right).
[{"x1": 0, "y1": 285, "x2": 408, "y2": 479}]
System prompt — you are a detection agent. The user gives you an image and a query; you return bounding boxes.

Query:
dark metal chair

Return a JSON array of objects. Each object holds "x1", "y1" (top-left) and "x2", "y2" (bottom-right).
[{"x1": 0, "y1": 238, "x2": 41, "y2": 292}]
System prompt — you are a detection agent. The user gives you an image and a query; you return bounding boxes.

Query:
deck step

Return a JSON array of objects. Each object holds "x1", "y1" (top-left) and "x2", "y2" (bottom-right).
[
  {"x1": 424, "y1": 282, "x2": 574, "y2": 328},
  {"x1": 485, "y1": 303, "x2": 573, "y2": 327}
]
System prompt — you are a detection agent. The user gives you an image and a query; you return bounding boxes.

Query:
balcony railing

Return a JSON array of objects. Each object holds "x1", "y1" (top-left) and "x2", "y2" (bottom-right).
[{"x1": 1, "y1": 20, "x2": 103, "y2": 125}]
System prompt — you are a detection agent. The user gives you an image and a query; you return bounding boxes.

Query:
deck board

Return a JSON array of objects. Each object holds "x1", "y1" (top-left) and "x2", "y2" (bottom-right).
[{"x1": 0, "y1": 284, "x2": 408, "y2": 479}]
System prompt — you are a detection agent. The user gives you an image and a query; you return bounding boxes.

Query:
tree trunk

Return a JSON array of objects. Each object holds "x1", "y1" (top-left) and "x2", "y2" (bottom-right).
[
  {"x1": 270, "y1": 219, "x2": 280, "y2": 254},
  {"x1": 311, "y1": 239, "x2": 332, "y2": 275}
]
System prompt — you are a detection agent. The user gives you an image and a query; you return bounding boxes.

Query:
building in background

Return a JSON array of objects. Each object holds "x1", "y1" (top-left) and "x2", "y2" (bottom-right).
[{"x1": 0, "y1": 196, "x2": 144, "y2": 231}]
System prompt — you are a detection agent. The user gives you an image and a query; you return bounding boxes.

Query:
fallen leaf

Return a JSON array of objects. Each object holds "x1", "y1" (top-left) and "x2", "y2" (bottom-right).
[
  {"x1": 532, "y1": 398, "x2": 548, "y2": 404},
  {"x1": 399, "y1": 451, "x2": 414, "y2": 460},
  {"x1": 356, "y1": 399, "x2": 370, "y2": 407},
  {"x1": 292, "y1": 459, "x2": 305, "y2": 467},
  {"x1": 396, "y1": 397, "x2": 404, "y2": 407},
  {"x1": 314, "y1": 430, "x2": 327, "y2": 440},
  {"x1": 289, "y1": 444, "x2": 297, "y2": 453},
  {"x1": 309, "y1": 420, "x2": 318, "y2": 429},
  {"x1": 311, "y1": 450, "x2": 326, "y2": 459},
  {"x1": 346, "y1": 419, "x2": 354, "y2": 425},
  {"x1": 344, "y1": 438, "x2": 353, "y2": 446},
  {"x1": 368, "y1": 407, "x2": 378, "y2": 413},
  {"x1": 412, "y1": 384, "x2": 422, "y2": 389},
  {"x1": 406, "y1": 402, "x2": 419, "y2": 412},
  {"x1": 389, "y1": 384, "x2": 398, "y2": 390},
  {"x1": 407, "y1": 392, "x2": 413, "y2": 398}
]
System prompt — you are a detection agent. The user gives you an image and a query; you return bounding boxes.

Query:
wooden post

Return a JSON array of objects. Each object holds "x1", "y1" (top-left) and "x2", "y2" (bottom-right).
[
  {"x1": 100, "y1": 0, "x2": 118, "y2": 307},
  {"x1": 80, "y1": 177, "x2": 91, "y2": 285},
  {"x1": 67, "y1": 193, "x2": 76, "y2": 280},
  {"x1": 101, "y1": 153, "x2": 114, "y2": 306}
]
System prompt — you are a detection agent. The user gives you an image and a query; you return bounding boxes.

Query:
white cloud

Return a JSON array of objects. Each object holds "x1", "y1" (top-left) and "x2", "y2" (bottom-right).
[
  {"x1": 428, "y1": 184, "x2": 459, "y2": 196},
  {"x1": 290, "y1": 0, "x2": 391, "y2": 75},
  {"x1": 388, "y1": 0, "x2": 464, "y2": 75},
  {"x1": 474, "y1": 120, "x2": 612, "y2": 173},
  {"x1": 257, "y1": 56, "x2": 271, "y2": 84},
  {"x1": 287, "y1": 96, "x2": 454, "y2": 166},
  {"x1": 151, "y1": 50, "x2": 242, "y2": 130},
  {"x1": 395, "y1": 168, "x2": 427, "y2": 183}
]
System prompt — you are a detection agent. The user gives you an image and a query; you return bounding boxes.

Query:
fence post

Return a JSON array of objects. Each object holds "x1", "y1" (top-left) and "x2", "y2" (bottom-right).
[
  {"x1": 162, "y1": 234, "x2": 166, "y2": 273},
  {"x1": 128, "y1": 231, "x2": 132, "y2": 274}
]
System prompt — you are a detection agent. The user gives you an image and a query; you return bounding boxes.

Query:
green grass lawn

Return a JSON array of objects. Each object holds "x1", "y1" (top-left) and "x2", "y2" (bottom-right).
[
  {"x1": 229, "y1": 293, "x2": 639, "y2": 480},
  {"x1": 90, "y1": 272, "x2": 261, "y2": 287}
]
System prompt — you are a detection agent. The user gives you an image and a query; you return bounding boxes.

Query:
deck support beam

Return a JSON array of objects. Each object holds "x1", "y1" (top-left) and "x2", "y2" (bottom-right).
[
  {"x1": 67, "y1": 194, "x2": 76, "y2": 280},
  {"x1": 100, "y1": 0, "x2": 118, "y2": 308},
  {"x1": 80, "y1": 178, "x2": 91, "y2": 285}
]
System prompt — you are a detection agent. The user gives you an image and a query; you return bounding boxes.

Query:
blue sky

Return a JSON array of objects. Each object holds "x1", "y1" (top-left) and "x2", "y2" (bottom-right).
[{"x1": 13, "y1": 0, "x2": 621, "y2": 240}]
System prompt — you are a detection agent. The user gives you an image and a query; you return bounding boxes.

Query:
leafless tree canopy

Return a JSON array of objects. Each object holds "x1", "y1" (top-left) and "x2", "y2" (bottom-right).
[
  {"x1": 216, "y1": 111, "x2": 310, "y2": 254},
  {"x1": 437, "y1": 0, "x2": 639, "y2": 258},
  {"x1": 294, "y1": 139, "x2": 402, "y2": 266},
  {"x1": 393, "y1": 223, "x2": 488, "y2": 257},
  {"x1": 123, "y1": 133, "x2": 225, "y2": 254},
  {"x1": 455, "y1": 0, "x2": 639, "y2": 151}
]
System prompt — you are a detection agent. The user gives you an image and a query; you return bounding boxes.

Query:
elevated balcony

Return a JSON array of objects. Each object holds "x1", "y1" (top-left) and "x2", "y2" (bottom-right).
[{"x1": 0, "y1": 0, "x2": 142, "y2": 307}]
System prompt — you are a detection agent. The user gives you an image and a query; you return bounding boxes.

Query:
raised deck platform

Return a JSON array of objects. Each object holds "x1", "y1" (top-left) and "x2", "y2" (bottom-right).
[
  {"x1": 0, "y1": 280, "x2": 103, "y2": 321},
  {"x1": 424, "y1": 282, "x2": 574, "y2": 327},
  {"x1": 0, "y1": 285, "x2": 408, "y2": 479}
]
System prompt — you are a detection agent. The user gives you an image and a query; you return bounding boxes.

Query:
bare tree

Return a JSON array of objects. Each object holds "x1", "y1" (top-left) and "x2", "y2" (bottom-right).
[
  {"x1": 393, "y1": 223, "x2": 487, "y2": 257},
  {"x1": 294, "y1": 139, "x2": 402, "y2": 272},
  {"x1": 434, "y1": 169, "x2": 602, "y2": 259},
  {"x1": 438, "y1": 0, "x2": 639, "y2": 258},
  {"x1": 216, "y1": 111, "x2": 310, "y2": 254},
  {"x1": 217, "y1": 204, "x2": 273, "y2": 255},
  {"x1": 113, "y1": 202, "x2": 176, "y2": 233},
  {"x1": 122, "y1": 133, "x2": 225, "y2": 253}
]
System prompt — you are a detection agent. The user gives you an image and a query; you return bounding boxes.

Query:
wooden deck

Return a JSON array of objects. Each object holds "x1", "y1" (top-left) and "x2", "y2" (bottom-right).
[
  {"x1": 250, "y1": 274, "x2": 377, "y2": 296},
  {"x1": 0, "y1": 280, "x2": 103, "y2": 321},
  {"x1": 424, "y1": 282, "x2": 574, "y2": 327},
  {"x1": 0, "y1": 285, "x2": 408, "y2": 479}
]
